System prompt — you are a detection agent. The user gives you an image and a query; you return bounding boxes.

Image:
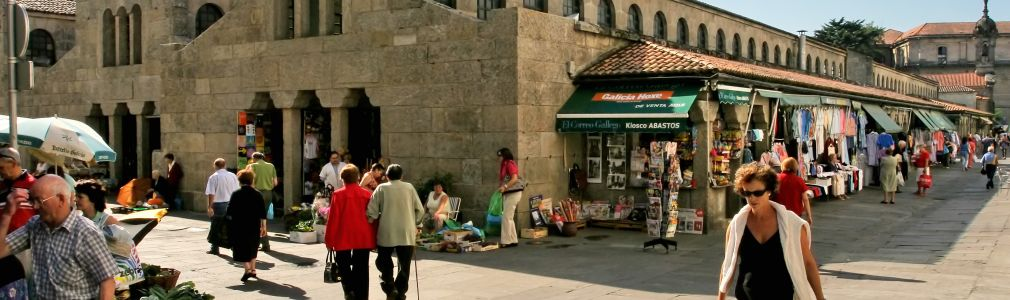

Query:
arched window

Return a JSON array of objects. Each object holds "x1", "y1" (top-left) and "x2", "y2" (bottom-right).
[
  {"x1": 677, "y1": 18, "x2": 689, "y2": 45},
  {"x1": 131, "y1": 5, "x2": 142, "y2": 64},
  {"x1": 117, "y1": 7, "x2": 129, "y2": 65},
  {"x1": 761, "y1": 42, "x2": 769, "y2": 62},
  {"x1": 937, "y1": 46, "x2": 948, "y2": 63},
  {"x1": 596, "y1": 0, "x2": 613, "y2": 28},
  {"x1": 823, "y1": 59, "x2": 828, "y2": 74},
  {"x1": 715, "y1": 29, "x2": 725, "y2": 52},
  {"x1": 697, "y1": 24, "x2": 708, "y2": 49},
  {"x1": 839, "y1": 66, "x2": 843, "y2": 77},
  {"x1": 831, "y1": 62, "x2": 837, "y2": 77},
  {"x1": 563, "y1": 0, "x2": 581, "y2": 18},
  {"x1": 815, "y1": 57, "x2": 821, "y2": 74},
  {"x1": 806, "y1": 55, "x2": 812, "y2": 72},
  {"x1": 774, "y1": 46, "x2": 781, "y2": 65},
  {"x1": 747, "y1": 38, "x2": 756, "y2": 59},
  {"x1": 27, "y1": 29, "x2": 55, "y2": 67},
  {"x1": 523, "y1": 0, "x2": 546, "y2": 12},
  {"x1": 653, "y1": 12, "x2": 666, "y2": 40},
  {"x1": 626, "y1": 5, "x2": 641, "y2": 34},
  {"x1": 786, "y1": 48, "x2": 793, "y2": 67},
  {"x1": 195, "y1": 4, "x2": 223, "y2": 36},
  {"x1": 732, "y1": 34, "x2": 741, "y2": 57},
  {"x1": 102, "y1": 9, "x2": 115, "y2": 67}
]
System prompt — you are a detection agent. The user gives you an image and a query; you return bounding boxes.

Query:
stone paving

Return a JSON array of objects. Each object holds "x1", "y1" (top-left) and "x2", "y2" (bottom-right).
[{"x1": 133, "y1": 160, "x2": 1010, "y2": 299}]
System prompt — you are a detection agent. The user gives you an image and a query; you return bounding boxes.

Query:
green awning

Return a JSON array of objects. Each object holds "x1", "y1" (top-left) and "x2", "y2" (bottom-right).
[
  {"x1": 780, "y1": 94, "x2": 821, "y2": 106},
  {"x1": 821, "y1": 96, "x2": 849, "y2": 106},
  {"x1": 927, "y1": 111, "x2": 957, "y2": 130},
  {"x1": 716, "y1": 85, "x2": 752, "y2": 105},
  {"x1": 556, "y1": 83, "x2": 701, "y2": 132},
  {"x1": 756, "y1": 89, "x2": 783, "y2": 99},
  {"x1": 913, "y1": 109, "x2": 940, "y2": 131},
  {"x1": 862, "y1": 104, "x2": 903, "y2": 133}
]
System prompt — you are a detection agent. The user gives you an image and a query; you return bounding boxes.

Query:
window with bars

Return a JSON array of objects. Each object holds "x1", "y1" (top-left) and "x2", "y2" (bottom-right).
[
  {"x1": 732, "y1": 34, "x2": 741, "y2": 57},
  {"x1": 716, "y1": 29, "x2": 725, "y2": 52},
  {"x1": 195, "y1": 4, "x2": 223, "y2": 37},
  {"x1": 654, "y1": 12, "x2": 666, "y2": 40},
  {"x1": 676, "y1": 18, "x2": 688, "y2": 45},
  {"x1": 563, "y1": 0, "x2": 580, "y2": 18},
  {"x1": 597, "y1": 0, "x2": 613, "y2": 28},
  {"x1": 697, "y1": 24, "x2": 707, "y2": 49},
  {"x1": 627, "y1": 5, "x2": 641, "y2": 34},
  {"x1": 747, "y1": 38, "x2": 756, "y2": 59},
  {"x1": 761, "y1": 42, "x2": 768, "y2": 62},
  {"x1": 27, "y1": 29, "x2": 55, "y2": 67}
]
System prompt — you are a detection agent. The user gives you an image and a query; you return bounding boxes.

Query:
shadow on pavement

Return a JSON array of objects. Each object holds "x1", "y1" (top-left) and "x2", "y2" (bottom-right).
[
  {"x1": 820, "y1": 269, "x2": 925, "y2": 283},
  {"x1": 262, "y1": 250, "x2": 319, "y2": 267},
  {"x1": 225, "y1": 278, "x2": 308, "y2": 299}
]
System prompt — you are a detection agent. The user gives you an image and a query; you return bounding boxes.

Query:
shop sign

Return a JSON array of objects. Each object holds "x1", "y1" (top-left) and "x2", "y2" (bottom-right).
[
  {"x1": 556, "y1": 118, "x2": 687, "y2": 133},
  {"x1": 716, "y1": 86, "x2": 751, "y2": 105}
]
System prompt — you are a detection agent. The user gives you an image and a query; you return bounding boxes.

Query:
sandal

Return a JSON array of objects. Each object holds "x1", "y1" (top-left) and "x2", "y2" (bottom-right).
[{"x1": 881, "y1": 201, "x2": 887, "y2": 204}]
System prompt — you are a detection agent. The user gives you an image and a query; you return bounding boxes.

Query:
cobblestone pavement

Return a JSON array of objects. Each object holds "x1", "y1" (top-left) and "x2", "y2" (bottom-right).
[{"x1": 133, "y1": 160, "x2": 1010, "y2": 299}]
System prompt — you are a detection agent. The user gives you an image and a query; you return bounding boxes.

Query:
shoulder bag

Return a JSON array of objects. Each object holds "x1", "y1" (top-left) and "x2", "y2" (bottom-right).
[
  {"x1": 502, "y1": 161, "x2": 527, "y2": 193},
  {"x1": 323, "y1": 250, "x2": 342, "y2": 283}
]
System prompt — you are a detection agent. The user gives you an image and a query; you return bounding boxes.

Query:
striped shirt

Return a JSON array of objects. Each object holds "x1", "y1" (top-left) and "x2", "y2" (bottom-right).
[{"x1": 6, "y1": 213, "x2": 119, "y2": 299}]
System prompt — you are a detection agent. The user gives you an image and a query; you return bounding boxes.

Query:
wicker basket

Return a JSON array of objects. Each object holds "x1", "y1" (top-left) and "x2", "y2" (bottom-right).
[{"x1": 145, "y1": 268, "x2": 181, "y2": 290}]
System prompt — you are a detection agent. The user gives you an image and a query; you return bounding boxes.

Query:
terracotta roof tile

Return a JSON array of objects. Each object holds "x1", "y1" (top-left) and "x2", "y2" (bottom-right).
[
  {"x1": 880, "y1": 29, "x2": 904, "y2": 45},
  {"x1": 938, "y1": 86, "x2": 978, "y2": 93},
  {"x1": 929, "y1": 99, "x2": 990, "y2": 115},
  {"x1": 580, "y1": 41, "x2": 941, "y2": 108},
  {"x1": 20, "y1": 0, "x2": 75, "y2": 16},
  {"x1": 922, "y1": 72, "x2": 986, "y2": 89},
  {"x1": 896, "y1": 22, "x2": 1010, "y2": 42}
]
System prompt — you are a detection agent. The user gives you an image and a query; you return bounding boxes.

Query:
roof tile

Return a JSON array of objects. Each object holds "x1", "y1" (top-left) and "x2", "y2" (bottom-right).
[
  {"x1": 929, "y1": 99, "x2": 990, "y2": 115},
  {"x1": 880, "y1": 29, "x2": 904, "y2": 45},
  {"x1": 923, "y1": 72, "x2": 986, "y2": 88},
  {"x1": 19, "y1": 0, "x2": 75, "y2": 16},
  {"x1": 896, "y1": 22, "x2": 1010, "y2": 42},
  {"x1": 580, "y1": 41, "x2": 940, "y2": 108}
]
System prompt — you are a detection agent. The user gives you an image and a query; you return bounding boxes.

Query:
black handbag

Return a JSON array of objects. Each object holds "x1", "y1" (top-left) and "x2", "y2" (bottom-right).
[{"x1": 324, "y1": 250, "x2": 342, "y2": 283}]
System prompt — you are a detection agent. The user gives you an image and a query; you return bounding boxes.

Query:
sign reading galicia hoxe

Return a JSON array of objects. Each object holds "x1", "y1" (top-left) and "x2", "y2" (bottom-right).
[{"x1": 556, "y1": 84, "x2": 701, "y2": 133}]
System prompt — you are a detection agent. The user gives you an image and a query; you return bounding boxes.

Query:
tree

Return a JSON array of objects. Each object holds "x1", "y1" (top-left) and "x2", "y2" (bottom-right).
[{"x1": 814, "y1": 18, "x2": 886, "y2": 61}]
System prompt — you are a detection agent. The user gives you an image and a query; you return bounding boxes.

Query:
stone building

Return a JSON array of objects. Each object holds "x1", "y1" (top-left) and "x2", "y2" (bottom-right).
[
  {"x1": 15, "y1": 0, "x2": 76, "y2": 67},
  {"x1": 4, "y1": 0, "x2": 990, "y2": 233}
]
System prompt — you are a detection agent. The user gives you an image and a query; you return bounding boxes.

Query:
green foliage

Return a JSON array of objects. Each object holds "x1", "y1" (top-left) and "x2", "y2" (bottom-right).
[
  {"x1": 813, "y1": 18, "x2": 886, "y2": 61},
  {"x1": 284, "y1": 207, "x2": 315, "y2": 231},
  {"x1": 292, "y1": 220, "x2": 315, "y2": 232},
  {"x1": 415, "y1": 172, "x2": 456, "y2": 203},
  {"x1": 143, "y1": 281, "x2": 214, "y2": 300}
]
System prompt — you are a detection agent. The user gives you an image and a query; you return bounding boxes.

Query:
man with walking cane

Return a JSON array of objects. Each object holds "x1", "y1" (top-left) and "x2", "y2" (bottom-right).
[{"x1": 367, "y1": 164, "x2": 424, "y2": 300}]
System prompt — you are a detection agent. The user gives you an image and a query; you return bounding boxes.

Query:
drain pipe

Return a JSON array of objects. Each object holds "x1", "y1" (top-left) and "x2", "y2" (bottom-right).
[{"x1": 798, "y1": 30, "x2": 807, "y2": 72}]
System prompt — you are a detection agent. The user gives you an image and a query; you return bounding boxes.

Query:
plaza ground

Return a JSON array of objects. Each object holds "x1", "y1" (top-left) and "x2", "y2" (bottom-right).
[{"x1": 134, "y1": 160, "x2": 1010, "y2": 299}]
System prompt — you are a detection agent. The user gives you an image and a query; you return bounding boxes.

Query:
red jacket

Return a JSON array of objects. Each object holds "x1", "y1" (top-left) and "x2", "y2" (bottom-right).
[
  {"x1": 775, "y1": 172, "x2": 807, "y2": 217},
  {"x1": 325, "y1": 183, "x2": 376, "y2": 251},
  {"x1": 0, "y1": 171, "x2": 36, "y2": 232}
]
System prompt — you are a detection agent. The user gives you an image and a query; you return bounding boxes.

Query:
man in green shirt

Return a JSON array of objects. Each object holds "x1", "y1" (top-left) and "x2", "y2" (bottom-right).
[{"x1": 247, "y1": 152, "x2": 277, "y2": 251}]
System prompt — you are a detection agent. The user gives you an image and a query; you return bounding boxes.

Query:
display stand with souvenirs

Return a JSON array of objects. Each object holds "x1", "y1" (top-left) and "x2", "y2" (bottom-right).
[{"x1": 643, "y1": 141, "x2": 680, "y2": 253}]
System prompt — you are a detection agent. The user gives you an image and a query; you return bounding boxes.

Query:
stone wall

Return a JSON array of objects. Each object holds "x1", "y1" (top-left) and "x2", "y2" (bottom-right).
[{"x1": 872, "y1": 63, "x2": 939, "y2": 99}]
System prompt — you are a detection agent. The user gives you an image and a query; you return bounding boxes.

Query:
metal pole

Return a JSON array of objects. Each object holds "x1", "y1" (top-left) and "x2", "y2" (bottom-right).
[{"x1": 7, "y1": 0, "x2": 17, "y2": 148}]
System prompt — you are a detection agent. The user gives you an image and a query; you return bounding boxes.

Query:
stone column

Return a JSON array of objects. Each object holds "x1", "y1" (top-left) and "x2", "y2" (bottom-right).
[
  {"x1": 136, "y1": 115, "x2": 151, "y2": 179},
  {"x1": 281, "y1": 108, "x2": 302, "y2": 211},
  {"x1": 107, "y1": 115, "x2": 124, "y2": 185},
  {"x1": 690, "y1": 97, "x2": 727, "y2": 234},
  {"x1": 330, "y1": 108, "x2": 349, "y2": 152}
]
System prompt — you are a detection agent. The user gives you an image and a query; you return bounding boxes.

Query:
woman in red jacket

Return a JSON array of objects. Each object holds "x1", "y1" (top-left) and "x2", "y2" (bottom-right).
[{"x1": 325, "y1": 164, "x2": 376, "y2": 300}]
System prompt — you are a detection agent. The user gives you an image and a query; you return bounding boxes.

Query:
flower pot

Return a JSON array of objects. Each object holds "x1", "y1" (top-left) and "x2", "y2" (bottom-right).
[
  {"x1": 289, "y1": 231, "x2": 317, "y2": 244},
  {"x1": 144, "y1": 268, "x2": 181, "y2": 290}
]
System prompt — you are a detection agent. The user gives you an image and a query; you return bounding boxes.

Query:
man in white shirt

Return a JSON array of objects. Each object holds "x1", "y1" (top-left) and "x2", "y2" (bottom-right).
[
  {"x1": 205, "y1": 158, "x2": 240, "y2": 255},
  {"x1": 319, "y1": 152, "x2": 346, "y2": 191}
]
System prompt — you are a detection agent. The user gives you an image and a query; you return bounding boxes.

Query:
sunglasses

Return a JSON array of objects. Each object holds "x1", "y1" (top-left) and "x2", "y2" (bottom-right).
[{"x1": 738, "y1": 189, "x2": 768, "y2": 198}]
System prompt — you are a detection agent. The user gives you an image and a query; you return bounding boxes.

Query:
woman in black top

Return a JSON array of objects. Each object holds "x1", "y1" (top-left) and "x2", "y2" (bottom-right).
[{"x1": 227, "y1": 169, "x2": 267, "y2": 282}]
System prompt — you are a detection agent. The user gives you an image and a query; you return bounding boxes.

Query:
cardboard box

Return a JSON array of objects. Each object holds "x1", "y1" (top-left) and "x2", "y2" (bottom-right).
[
  {"x1": 443, "y1": 230, "x2": 472, "y2": 242},
  {"x1": 521, "y1": 227, "x2": 548, "y2": 239},
  {"x1": 472, "y1": 243, "x2": 499, "y2": 252}
]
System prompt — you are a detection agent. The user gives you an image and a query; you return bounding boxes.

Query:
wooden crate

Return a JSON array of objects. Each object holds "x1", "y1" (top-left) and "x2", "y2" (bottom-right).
[{"x1": 521, "y1": 227, "x2": 548, "y2": 239}]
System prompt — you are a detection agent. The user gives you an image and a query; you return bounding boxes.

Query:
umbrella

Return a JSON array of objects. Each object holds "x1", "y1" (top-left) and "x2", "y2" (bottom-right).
[{"x1": 0, "y1": 115, "x2": 117, "y2": 162}]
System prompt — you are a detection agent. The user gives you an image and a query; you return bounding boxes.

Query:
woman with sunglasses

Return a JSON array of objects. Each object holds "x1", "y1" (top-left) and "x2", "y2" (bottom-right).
[{"x1": 718, "y1": 163, "x2": 825, "y2": 300}]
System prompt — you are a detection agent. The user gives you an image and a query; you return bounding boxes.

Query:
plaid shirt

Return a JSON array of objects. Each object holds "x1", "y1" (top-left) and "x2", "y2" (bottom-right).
[{"x1": 6, "y1": 213, "x2": 119, "y2": 299}]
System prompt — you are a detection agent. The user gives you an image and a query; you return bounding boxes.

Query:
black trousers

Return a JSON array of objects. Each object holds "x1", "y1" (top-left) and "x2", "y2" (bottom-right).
[
  {"x1": 985, "y1": 164, "x2": 997, "y2": 188},
  {"x1": 376, "y1": 246, "x2": 414, "y2": 297},
  {"x1": 335, "y1": 249, "x2": 370, "y2": 300}
]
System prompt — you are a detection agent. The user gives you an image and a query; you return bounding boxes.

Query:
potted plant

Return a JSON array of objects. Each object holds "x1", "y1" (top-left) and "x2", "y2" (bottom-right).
[
  {"x1": 139, "y1": 281, "x2": 214, "y2": 300},
  {"x1": 140, "y1": 263, "x2": 182, "y2": 290},
  {"x1": 312, "y1": 192, "x2": 331, "y2": 242},
  {"x1": 284, "y1": 206, "x2": 317, "y2": 243}
]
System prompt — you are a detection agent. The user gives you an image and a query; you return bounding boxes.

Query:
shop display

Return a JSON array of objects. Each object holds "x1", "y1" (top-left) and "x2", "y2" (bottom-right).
[
  {"x1": 587, "y1": 134, "x2": 603, "y2": 183},
  {"x1": 677, "y1": 208, "x2": 705, "y2": 235},
  {"x1": 607, "y1": 133, "x2": 627, "y2": 190},
  {"x1": 710, "y1": 128, "x2": 733, "y2": 187}
]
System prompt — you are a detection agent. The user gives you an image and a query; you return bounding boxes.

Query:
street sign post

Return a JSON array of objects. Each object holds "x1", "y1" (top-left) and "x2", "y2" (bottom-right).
[{"x1": 7, "y1": 1, "x2": 29, "y2": 148}]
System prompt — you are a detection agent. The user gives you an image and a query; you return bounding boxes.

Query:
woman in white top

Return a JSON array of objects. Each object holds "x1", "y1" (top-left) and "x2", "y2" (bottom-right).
[{"x1": 425, "y1": 182, "x2": 450, "y2": 233}]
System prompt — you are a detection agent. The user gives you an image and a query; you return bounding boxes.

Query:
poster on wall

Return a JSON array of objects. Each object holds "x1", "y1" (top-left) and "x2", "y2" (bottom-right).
[
  {"x1": 587, "y1": 134, "x2": 603, "y2": 183},
  {"x1": 606, "y1": 133, "x2": 627, "y2": 190},
  {"x1": 677, "y1": 208, "x2": 704, "y2": 235}
]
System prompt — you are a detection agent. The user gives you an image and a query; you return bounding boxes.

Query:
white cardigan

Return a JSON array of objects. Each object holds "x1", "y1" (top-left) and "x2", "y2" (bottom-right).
[{"x1": 718, "y1": 201, "x2": 816, "y2": 300}]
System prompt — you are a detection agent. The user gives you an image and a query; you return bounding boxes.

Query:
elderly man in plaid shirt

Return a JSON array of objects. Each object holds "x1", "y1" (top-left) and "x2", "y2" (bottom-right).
[{"x1": 1, "y1": 175, "x2": 118, "y2": 299}]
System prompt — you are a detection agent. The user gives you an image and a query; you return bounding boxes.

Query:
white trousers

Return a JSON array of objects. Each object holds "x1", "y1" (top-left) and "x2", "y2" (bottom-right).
[{"x1": 500, "y1": 191, "x2": 522, "y2": 244}]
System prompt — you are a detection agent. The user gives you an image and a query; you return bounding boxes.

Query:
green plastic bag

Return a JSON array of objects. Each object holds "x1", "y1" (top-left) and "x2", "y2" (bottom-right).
[{"x1": 484, "y1": 192, "x2": 504, "y2": 236}]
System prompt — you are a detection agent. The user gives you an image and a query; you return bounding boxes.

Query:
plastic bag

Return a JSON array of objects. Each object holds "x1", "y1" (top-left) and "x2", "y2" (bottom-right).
[
  {"x1": 484, "y1": 192, "x2": 504, "y2": 236},
  {"x1": 266, "y1": 202, "x2": 275, "y2": 220}
]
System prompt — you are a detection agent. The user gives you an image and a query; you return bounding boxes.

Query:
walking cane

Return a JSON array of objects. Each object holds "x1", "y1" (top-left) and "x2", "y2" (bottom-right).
[{"x1": 413, "y1": 247, "x2": 420, "y2": 300}]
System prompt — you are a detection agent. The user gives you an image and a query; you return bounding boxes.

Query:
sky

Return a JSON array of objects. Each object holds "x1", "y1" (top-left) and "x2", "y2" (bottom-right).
[{"x1": 698, "y1": 0, "x2": 1010, "y2": 33}]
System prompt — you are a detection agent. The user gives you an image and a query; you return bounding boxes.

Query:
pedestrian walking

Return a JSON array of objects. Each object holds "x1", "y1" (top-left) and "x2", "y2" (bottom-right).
[
  {"x1": 325, "y1": 164, "x2": 376, "y2": 300},
  {"x1": 896, "y1": 140, "x2": 910, "y2": 193},
  {"x1": 164, "y1": 153, "x2": 184, "y2": 210},
  {"x1": 913, "y1": 145, "x2": 931, "y2": 196},
  {"x1": 226, "y1": 169, "x2": 268, "y2": 282},
  {"x1": 719, "y1": 164, "x2": 824, "y2": 300},
  {"x1": 1, "y1": 175, "x2": 119, "y2": 299},
  {"x1": 1000, "y1": 133, "x2": 1009, "y2": 157},
  {"x1": 359, "y1": 163, "x2": 385, "y2": 192},
  {"x1": 497, "y1": 148, "x2": 523, "y2": 248},
  {"x1": 775, "y1": 159, "x2": 813, "y2": 225},
  {"x1": 205, "y1": 158, "x2": 240, "y2": 255},
  {"x1": 961, "y1": 137, "x2": 971, "y2": 171},
  {"x1": 879, "y1": 149, "x2": 900, "y2": 204},
  {"x1": 319, "y1": 151, "x2": 347, "y2": 191},
  {"x1": 982, "y1": 146, "x2": 1000, "y2": 190},
  {"x1": 76, "y1": 180, "x2": 144, "y2": 290},
  {"x1": 246, "y1": 152, "x2": 277, "y2": 251},
  {"x1": 366, "y1": 164, "x2": 424, "y2": 300}
]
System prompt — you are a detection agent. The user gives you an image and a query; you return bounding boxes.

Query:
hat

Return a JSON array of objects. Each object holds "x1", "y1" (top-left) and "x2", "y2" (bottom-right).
[{"x1": 0, "y1": 147, "x2": 20, "y2": 162}]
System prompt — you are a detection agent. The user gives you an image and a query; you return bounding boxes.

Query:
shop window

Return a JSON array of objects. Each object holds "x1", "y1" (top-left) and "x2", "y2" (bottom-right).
[
  {"x1": 596, "y1": 0, "x2": 613, "y2": 28},
  {"x1": 747, "y1": 38, "x2": 755, "y2": 60},
  {"x1": 732, "y1": 33, "x2": 741, "y2": 57},
  {"x1": 697, "y1": 24, "x2": 708, "y2": 50},
  {"x1": 563, "y1": 0, "x2": 580, "y2": 19},
  {"x1": 332, "y1": 0, "x2": 343, "y2": 34},
  {"x1": 27, "y1": 29, "x2": 55, "y2": 67},
  {"x1": 715, "y1": 29, "x2": 725, "y2": 52},
  {"x1": 761, "y1": 42, "x2": 768, "y2": 62},
  {"x1": 102, "y1": 9, "x2": 115, "y2": 67},
  {"x1": 524, "y1": 0, "x2": 546, "y2": 12},
  {"x1": 653, "y1": 12, "x2": 666, "y2": 40},
  {"x1": 195, "y1": 4, "x2": 223, "y2": 37},
  {"x1": 676, "y1": 18, "x2": 688, "y2": 45},
  {"x1": 626, "y1": 5, "x2": 641, "y2": 34}
]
